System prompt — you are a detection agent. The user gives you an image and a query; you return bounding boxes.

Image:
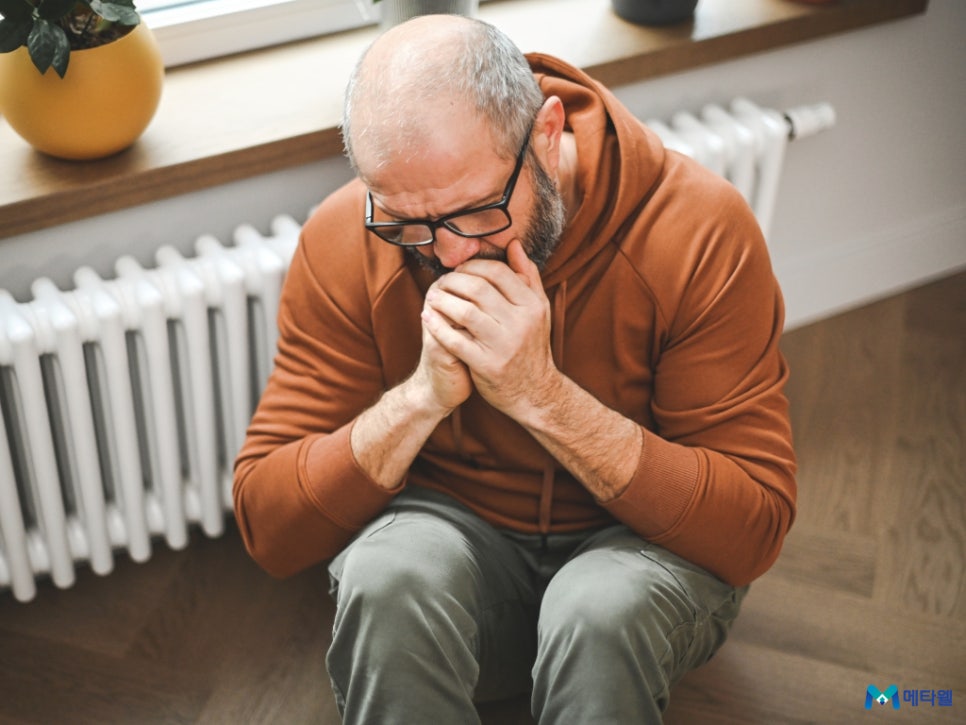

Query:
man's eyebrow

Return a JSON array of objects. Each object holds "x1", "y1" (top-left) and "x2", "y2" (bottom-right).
[{"x1": 377, "y1": 191, "x2": 501, "y2": 222}]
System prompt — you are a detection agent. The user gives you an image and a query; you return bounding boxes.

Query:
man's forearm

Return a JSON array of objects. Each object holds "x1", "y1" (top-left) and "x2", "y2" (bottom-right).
[
  {"x1": 516, "y1": 372, "x2": 643, "y2": 502},
  {"x1": 350, "y1": 375, "x2": 454, "y2": 490}
]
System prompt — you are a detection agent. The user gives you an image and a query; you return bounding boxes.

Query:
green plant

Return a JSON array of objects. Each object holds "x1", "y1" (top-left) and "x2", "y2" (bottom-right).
[{"x1": 0, "y1": 0, "x2": 140, "y2": 78}]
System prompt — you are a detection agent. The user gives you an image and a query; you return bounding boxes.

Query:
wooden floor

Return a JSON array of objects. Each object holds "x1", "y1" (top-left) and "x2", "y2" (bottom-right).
[{"x1": 1, "y1": 270, "x2": 964, "y2": 724}]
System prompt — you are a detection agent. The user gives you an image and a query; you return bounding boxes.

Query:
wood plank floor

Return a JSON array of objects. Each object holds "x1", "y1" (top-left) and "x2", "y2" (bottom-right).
[{"x1": 1, "y1": 270, "x2": 964, "y2": 724}]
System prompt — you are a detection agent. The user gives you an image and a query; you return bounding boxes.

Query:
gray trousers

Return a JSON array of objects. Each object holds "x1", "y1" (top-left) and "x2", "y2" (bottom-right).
[{"x1": 326, "y1": 487, "x2": 746, "y2": 724}]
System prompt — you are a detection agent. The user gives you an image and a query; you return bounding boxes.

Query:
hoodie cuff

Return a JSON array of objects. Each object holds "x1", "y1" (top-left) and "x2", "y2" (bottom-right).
[
  {"x1": 299, "y1": 421, "x2": 404, "y2": 530},
  {"x1": 600, "y1": 427, "x2": 700, "y2": 537}
]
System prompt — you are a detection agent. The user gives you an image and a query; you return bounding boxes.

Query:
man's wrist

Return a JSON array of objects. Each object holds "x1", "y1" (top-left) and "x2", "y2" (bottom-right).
[
  {"x1": 515, "y1": 371, "x2": 642, "y2": 501},
  {"x1": 399, "y1": 370, "x2": 461, "y2": 422},
  {"x1": 350, "y1": 375, "x2": 453, "y2": 490},
  {"x1": 510, "y1": 366, "x2": 569, "y2": 430}
]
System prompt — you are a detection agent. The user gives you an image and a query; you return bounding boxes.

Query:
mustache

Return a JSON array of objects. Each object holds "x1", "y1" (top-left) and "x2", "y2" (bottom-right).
[{"x1": 406, "y1": 246, "x2": 507, "y2": 277}]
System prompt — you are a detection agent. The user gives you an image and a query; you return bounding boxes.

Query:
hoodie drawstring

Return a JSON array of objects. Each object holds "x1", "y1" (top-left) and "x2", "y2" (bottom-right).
[
  {"x1": 538, "y1": 280, "x2": 568, "y2": 536},
  {"x1": 447, "y1": 280, "x2": 569, "y2": 537},
  {"x1": 451, "y1": 406, "x2": 468, "y2": 460}
]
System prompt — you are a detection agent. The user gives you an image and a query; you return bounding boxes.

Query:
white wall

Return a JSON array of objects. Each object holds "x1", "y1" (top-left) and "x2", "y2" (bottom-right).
[{"x1": 2, "y1": 0, "x2": 964, "y2": 328}]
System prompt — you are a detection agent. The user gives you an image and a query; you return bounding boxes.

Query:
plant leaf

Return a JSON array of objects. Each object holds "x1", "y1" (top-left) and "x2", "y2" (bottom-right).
[
  {"x1": 0, "y1": 17, "x2": 32, "y2": 51},
  {"x1": 89, "y1": 0, "x2": 140, "y2": 25},
  {"x1": 27, "y1": 17, "x2": 70, "y2": 76},
  {"x1": 0, "y1": 0, "x2": 35, "y2": 22},
  {"x1": 38, "y1": 0, "x2": 79, "y2": 22}
]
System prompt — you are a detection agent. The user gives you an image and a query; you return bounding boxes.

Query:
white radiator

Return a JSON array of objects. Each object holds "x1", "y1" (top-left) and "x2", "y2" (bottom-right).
[
  {"x1": 0, "y1": 98, "x2": 833, "y2": 603},
  {"x1": 0, "y1": 217, "x2": 300, "y2": 602}
]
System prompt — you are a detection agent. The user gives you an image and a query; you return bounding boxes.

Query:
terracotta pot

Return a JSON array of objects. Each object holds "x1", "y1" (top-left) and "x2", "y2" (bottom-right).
[{"x1": 0, "y1": 23, "x2": 164, "y2": 161}]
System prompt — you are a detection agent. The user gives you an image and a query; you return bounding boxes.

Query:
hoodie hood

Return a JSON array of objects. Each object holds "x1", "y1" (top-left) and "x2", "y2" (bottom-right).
[{"x1": 527, "y1": 53, "x2": 667, "y2": 289}]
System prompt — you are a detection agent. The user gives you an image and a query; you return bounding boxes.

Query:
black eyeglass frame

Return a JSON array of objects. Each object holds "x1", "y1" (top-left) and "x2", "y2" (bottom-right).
[{"x1": 364, "y1": 123, "x2": 534, "y2": 247}]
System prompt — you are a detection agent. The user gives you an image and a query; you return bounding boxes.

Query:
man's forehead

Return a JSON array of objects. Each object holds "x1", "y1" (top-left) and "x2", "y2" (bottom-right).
[
  {"x1": 365, "y1": 149, "x2": 498, "y2": 212},
  {"x1": 355, "y1": 114, "x2": 498, "y2": 183}
]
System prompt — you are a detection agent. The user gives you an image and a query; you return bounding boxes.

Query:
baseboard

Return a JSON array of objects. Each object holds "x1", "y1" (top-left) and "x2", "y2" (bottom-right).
[{"x1": 775, "y1": 203, "x2": 966, "y2": 331}]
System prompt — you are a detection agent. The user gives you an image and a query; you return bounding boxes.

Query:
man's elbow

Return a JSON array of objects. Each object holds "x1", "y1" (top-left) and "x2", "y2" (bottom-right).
[{"x1": 728, "y1": 494, "x2": 796, "y2": 586}]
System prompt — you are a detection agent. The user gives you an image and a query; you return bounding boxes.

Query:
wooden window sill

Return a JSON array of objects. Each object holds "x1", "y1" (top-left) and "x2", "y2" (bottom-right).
[{"x1": 0, "y1": 0, "x2": 927, "y2": 240}]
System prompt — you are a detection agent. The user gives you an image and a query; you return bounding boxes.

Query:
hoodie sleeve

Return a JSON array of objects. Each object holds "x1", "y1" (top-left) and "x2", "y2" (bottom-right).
[
  {"x1": 232, "y1": 193, "x2": 403, "y2": 578},
  {"x1": 601, "y1": 163, "x2": 797, "y2": 587}
]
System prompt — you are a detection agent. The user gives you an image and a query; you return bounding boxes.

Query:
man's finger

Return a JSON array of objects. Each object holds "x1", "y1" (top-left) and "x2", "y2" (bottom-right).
[{"x1": 506, "y1": 239, "x2": 540, "y2": 288}]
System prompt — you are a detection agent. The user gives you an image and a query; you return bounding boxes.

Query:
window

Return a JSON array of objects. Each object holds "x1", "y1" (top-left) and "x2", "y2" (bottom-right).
[{"x1": 141, "y1": 0, "x2": 378, "y2": 68}]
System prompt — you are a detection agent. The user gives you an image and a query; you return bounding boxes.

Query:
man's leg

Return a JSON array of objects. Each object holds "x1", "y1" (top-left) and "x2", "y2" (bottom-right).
[
  {"x1": 532, "y1": 526, "x2": 747, "y2": 724},
  {"x1": 326, "y1": 487, "x2": 539, "y2": 725}
]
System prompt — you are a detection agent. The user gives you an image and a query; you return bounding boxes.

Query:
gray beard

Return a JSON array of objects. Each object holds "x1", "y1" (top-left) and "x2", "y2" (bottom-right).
[{"x1": 407, "y1": 156, "x2": 566, "y2": 278}]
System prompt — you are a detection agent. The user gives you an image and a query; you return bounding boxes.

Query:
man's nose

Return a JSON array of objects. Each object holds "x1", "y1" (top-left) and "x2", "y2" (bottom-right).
[{"x1": 433, "y1": 228, "x2": 481, "y2": 269}]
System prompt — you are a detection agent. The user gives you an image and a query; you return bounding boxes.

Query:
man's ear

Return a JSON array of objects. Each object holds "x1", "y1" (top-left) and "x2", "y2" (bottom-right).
[{"x1": 533, "y1": 95, "x2": 566, "y2": 177}]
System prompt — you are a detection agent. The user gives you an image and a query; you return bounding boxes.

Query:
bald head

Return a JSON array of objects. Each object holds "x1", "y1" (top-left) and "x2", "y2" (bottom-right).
[{"x1": 343, "y1": 15, "x2": 543, "y2": 180}]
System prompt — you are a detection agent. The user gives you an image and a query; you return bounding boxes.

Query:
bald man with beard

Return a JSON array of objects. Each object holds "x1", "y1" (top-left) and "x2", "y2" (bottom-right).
[{"x1": 234, "y1": 15, "x2": 797, "y2": 724}]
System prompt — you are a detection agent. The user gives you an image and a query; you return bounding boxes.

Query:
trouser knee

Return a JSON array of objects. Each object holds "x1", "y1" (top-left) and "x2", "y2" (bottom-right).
[
  {"x1": 533, "y1": 535, "x2": 744, "y2": 722},
  {"x1": 325, "y1": 509, "x2": 486, "y2": 722},
  {"x1": 328, "y1": 511, "x2": 482, "y2": 664},
  {"x1": 536, "y1": 556, "x2": 684, "y2": 695}
]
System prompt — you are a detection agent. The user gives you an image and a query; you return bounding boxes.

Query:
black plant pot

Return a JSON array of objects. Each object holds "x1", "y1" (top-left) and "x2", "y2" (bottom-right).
[{"x1": 611, "y1": 0, "x2": 699, "y2": 26}]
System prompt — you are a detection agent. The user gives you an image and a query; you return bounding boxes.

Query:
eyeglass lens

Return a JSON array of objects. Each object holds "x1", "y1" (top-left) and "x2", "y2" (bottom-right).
[{"x1": 370, "y1": 206, "x2": 512, "y2": 246}]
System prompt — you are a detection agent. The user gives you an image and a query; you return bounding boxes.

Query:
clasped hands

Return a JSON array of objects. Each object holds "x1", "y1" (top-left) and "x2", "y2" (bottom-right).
[{"x1": 416, "y1": 239, "x2": 559, "y2": 422}]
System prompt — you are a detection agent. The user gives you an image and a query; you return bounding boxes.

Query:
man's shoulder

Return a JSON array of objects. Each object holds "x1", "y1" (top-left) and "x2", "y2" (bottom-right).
[
  {"x1": 299, "y1": 178, "x2": 409, "y2": 289},
  {"x1": 607, "y1": 152, "x2": 773, "y2": 327},
  {"x1": 301, "y1": 178, "x2": 366, "y2": 252},
  {"x1": 619, "y1": 150, "x2": 764, "y2": 263}
]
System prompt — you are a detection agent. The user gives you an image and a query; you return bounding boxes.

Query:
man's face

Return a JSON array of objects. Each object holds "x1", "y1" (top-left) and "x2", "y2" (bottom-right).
[
  {"x1": 363, "y1": 119, "x2": 566, "y2": 276},
  {"x1": 406, "y1": 155, "x2": 565, "y2": 277}
]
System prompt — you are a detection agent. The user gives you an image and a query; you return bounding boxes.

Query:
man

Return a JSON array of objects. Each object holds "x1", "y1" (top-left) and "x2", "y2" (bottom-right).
[{"x1": 234, "y1": 15, "x2": 796, "y2": 724}]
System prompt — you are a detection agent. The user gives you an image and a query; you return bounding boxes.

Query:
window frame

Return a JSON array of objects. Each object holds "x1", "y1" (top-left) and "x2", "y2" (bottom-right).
[{"x1": 141, "y1": 0, "x2": 379, "y2": 68}]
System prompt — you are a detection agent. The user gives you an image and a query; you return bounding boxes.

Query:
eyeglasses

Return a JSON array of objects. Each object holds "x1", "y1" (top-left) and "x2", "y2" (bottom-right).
[{"x1": 364, "y1": 124, "x2": 533, "y2": 247}]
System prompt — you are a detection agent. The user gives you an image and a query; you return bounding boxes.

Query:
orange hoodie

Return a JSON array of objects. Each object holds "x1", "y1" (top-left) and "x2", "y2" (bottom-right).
[{"x1": 233, "y1": 54, "x2": 797, "y2": 587}]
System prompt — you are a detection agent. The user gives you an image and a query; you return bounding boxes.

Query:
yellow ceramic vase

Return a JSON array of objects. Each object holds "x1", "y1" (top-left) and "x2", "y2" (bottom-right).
[{"x1": 0, "y1": 23, "x2": 164, "y2": 161}]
